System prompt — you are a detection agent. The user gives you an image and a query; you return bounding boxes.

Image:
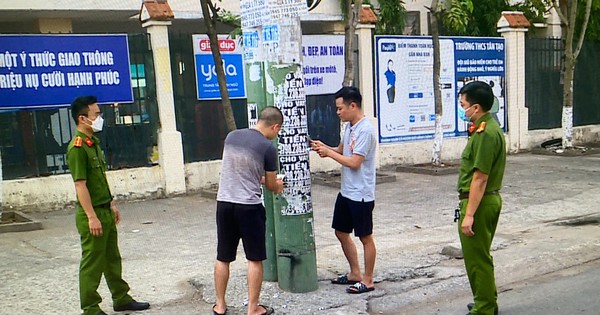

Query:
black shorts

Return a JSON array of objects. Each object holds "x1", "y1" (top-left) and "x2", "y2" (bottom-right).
[
  {"x1": 332, "y1": 193, "x2": 374, "y2": 237},
  {"x1": 216, "y1": 201, "x2": 267, "y2": 262}
]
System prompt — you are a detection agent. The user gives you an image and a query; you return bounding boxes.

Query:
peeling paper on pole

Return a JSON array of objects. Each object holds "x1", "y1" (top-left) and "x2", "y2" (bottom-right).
[{"x1": 276, "y1": 68, "x2": 313, "y2": 216}]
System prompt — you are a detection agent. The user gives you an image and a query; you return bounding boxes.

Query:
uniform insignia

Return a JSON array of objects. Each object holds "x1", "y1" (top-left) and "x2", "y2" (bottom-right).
[
  {"x1": 468, "y1": 123, "x2": 476, "y2": 134},
  {"x1": 73, "y1": 136, "x2": 83, "y2": 148},
  {"x1": 85, "y1": 138, "x2": 93, "y2": 147},
  {"x1": 476, "y1": 121, "x2": 487, "y2": 133}
]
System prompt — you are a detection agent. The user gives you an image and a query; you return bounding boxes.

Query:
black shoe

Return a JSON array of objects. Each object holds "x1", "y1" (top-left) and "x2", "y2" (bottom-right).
[
  {"x1": 114, "y1": 300, "x2": 150, "y2": 311},
  {"x1": 467, "y1": 302, "x2": 498, "y2": 315}
]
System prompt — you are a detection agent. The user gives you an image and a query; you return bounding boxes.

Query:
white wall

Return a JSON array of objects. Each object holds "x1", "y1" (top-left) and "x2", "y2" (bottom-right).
[{"x1": 2, "y1": 167, "x2": 163, "y2": 212}]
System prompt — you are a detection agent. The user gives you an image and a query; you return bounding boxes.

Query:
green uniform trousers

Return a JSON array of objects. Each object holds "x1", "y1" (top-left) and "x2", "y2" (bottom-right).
[
  {"x1": 458, "y1": 194, "x2": 502, "y2": 315},
  {"x1": 76, "y1": 206, "x2": 132, "y2": 315}
]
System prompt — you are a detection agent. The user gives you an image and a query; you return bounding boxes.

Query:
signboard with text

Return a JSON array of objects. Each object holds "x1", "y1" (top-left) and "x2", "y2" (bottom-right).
[
  {"x1": 375, "y1": 36, "x2": 506, "y2": 143},
  {"x1": 0, "y1": 34, "x2": 133, "y2": 109},
  {"x1": 301, "y1": 35, "x2": 345, "y2": 95},
  {"x1": 193, "y1": 35, "x2": 246, "y2": 100}
]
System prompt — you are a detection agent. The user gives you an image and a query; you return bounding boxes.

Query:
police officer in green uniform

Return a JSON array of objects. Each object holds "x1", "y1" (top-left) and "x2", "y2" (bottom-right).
[
  {"x1": 456, "y1": 82, "x2": 506, "y2": 315},
  {"x1": 67, "y1": 96, "x2": 150, "y2": 315}
]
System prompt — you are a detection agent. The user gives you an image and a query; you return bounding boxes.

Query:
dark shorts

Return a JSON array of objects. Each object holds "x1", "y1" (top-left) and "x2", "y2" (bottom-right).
[
  {"x1": 332, "y1": 193, "x2": 374, "y2": 237},
  {"x1": 216, "y1": 201, "x2": 267, "y2": 262}
]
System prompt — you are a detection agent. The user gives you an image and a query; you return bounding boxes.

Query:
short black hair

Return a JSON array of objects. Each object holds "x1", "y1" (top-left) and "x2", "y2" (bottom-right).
[
  {"x1": 334, "y1": 86, "x2": 362, "y2": 108},
  {"x1": 70, "y1": 96, "x2": 97, "y2": 124},
  {"x1": 459, "y1": 81, "x2": 494, "y2": 112},
  {"x1": 258, "y1": 106, "x2": 283, "y2": 126}
]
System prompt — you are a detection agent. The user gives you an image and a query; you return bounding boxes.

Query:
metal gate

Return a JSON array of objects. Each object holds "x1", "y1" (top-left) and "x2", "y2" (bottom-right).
[{"x1": 526, "y1": 37, "x2": 600, "y2": 130}]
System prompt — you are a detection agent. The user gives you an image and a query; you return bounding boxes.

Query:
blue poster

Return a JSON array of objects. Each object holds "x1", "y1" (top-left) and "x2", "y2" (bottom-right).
[
  {"x1": 375, "y1": 36, "x2": 506, "y2": 144},
  {"x1": 192, "y1": 35, "x2": 246, "y2": 100},
  {"x1": 0, "y1": 34, "x2": 133, "y2": 109},
  {"x1": 195, "y1": 54, "x2": 246, "y2": 100}
]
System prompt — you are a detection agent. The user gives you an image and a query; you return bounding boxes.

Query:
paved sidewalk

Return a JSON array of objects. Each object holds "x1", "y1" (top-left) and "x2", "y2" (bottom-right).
[{"x1": 1, "y1": 153, "x2": 599, "y2": 315}]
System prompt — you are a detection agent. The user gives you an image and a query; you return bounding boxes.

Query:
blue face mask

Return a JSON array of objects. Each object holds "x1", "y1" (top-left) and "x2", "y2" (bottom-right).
[{"x1": 458, "y1": 105, "x2": 473, "y2": 122}]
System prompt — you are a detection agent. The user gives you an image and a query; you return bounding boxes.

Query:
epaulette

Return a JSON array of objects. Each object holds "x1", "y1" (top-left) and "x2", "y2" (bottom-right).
[
  {"x1": 73, "y1": 136, "x2": 83, "y2": 148},
  {"x1": 476, "y1": 121, "x2": 487, "y2": 133}
]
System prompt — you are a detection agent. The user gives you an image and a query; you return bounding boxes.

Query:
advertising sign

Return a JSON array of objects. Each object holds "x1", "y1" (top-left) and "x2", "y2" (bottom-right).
[
  {"x1": 193, "y1": 35, "x2": 246, "y2": 100},
  {"x1": 375, "y1": 36, "x2": 506, "y2": 143},
  {"x1": 301, "y1": 35, "x2": 345, "y2": 95},
  {"x1": 0, "y1": 34, "x2": 132, "y2": 109}
]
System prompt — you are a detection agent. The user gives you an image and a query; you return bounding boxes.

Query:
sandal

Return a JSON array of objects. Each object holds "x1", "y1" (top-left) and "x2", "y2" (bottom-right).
[
  {"x1": 258, "y1": 304, "x2": 274, "y2": 315},
  {"x1": 331, "y1": 274, "x2": 359, "y2": 285},
  {"x1": 346, "y1": 282, "x2": 375, "y2": 294},
  {"x1": 212, "y1": 304, "x2": 227, "y2": 315}
]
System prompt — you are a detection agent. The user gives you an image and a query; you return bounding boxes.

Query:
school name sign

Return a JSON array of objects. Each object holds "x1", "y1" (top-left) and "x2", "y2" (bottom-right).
[{"x1": 0, "y1": 34, "x2": 133, "y2": 109}]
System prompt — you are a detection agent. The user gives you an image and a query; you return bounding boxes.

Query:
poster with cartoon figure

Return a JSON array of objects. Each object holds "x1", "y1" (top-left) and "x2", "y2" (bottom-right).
[{"x1": 375, "y1": 36, "x2": 506, "y2": 143}]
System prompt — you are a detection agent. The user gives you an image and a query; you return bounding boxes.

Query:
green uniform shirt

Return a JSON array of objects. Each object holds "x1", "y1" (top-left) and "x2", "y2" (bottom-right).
[
  {"x1": 67, "y1": 130, "x2": 112, "y2": 207},
  {"x1": 457, "y1": 113, "x2": 506, "y2": 193}
]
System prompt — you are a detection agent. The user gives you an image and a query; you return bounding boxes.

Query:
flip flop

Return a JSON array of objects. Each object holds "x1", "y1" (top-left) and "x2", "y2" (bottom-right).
[
  {"x1": 212, "y1": 304, "x2": 227, "y2": 315},
  {"x1": 346, "y1": 282, "x2": 375, "y2": 294},
  {"x1": 258, "y1": 304, "x2": 274, "y2": 315},
  {"x1": 331, "y1": 274, "x2": 359, "y2": 285}
]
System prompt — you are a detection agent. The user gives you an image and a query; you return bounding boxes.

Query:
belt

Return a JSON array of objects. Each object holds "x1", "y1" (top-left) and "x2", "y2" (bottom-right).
[
  {"x1": 458, "y1": 190, "x2": 499, "y2": 200},
  {"x1": 95, "y1": 202, "x2": 111, "y2": 209}
]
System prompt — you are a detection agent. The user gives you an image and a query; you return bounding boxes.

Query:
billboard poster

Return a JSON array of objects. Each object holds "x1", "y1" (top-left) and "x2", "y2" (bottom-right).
[
  {"x1": 375, "y1": 36, "x2": 506, "y2": 144},
  {"x1": 193, "y1": 35, "x2": 246, "y2": 100},
  {"x1": 301, "y1": 35, "x2": 345, "y2": 96},
  {"x1": 0, "y1": 34, "x2": 132, "y2": 109}
]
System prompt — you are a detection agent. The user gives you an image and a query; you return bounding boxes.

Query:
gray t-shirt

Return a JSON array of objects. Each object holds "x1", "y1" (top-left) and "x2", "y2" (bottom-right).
[
  {"x1": 217, "y1": 128, "x2": 278, "y2": 204},
  {"x1": 341, "y1": 117, "x2": 377, "y2": 202}
]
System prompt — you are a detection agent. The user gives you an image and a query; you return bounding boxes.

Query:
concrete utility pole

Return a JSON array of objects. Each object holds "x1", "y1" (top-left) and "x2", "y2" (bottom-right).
[{"x1": 241, "y1": 0, "x2": 317, "y2": 293}]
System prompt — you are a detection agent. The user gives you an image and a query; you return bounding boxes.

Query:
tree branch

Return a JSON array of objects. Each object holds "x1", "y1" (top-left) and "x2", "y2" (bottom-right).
[
  {"x1": 552, "y1": 0, "x2": 569, "y2": 27},
  {"x1": 574, "y1": 0, "x2": 593, "y2": 60}
]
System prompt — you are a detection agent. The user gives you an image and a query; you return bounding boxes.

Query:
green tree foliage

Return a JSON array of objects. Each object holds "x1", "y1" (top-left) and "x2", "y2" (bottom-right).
[
  {"x1": 442, "y1": 0, "x2": 473, "y2": 35},
  {"x1": 441, "y1": 0, "x2": 548, "y2": 36},
  {"x1": 375, "y1": 0, "x2": 407, "y2": 35},
  {"x1": 576, "y1": 0, "x2": 600, "y2": 39}
]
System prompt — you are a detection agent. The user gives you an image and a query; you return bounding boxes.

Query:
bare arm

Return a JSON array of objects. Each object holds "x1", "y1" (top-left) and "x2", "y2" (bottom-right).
[
  {"x1": 74, "y1": 180, "x2": 103, "y2": 236},
  {"x1": 461, "y1": 169, "x2": 489, "y2": 237},
  {"x1": 264, "y1": 171, "x2": 284, "y2": 194},
  {"x1": 322, "y1": 149, "x2": 365, "y2": 170},
  {"x1": 311, "y1": 140, "x2": 343, "y2": 155},
  {"x1": 312, "y1": 139, "x2": 364, "y2": 170}
]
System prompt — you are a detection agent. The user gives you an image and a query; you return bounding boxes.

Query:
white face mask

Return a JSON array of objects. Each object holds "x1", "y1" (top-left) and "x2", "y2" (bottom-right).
[{"x1": 86, "y1": 116, "x2": 104, "y2": 132}]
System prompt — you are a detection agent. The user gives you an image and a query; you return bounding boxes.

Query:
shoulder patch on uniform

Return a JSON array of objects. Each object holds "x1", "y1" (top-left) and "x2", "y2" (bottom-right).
[
  {"x1": 476, "y1": 121, "x2": 487, "y2": 133},
  {"x1": 85, "y1": 138, "x2": 93, "y2": 147},
  {"x1": 468, "y1": 123, "x2": 476, "y2": 134},
  {"x1": 73, "y1": 136, "x2": 83, "y2": 147}
]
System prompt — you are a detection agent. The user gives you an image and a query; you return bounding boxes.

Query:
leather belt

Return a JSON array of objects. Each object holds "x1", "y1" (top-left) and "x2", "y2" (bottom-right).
[{"x1": 458, "y1": 190, "x2": 499, "y2": 200}]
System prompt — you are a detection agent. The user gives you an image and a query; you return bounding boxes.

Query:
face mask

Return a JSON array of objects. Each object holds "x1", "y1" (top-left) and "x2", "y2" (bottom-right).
[
  {"x1": 86, "y1": 116, "x2": 104, "y2": 132},
  {"x1": 458, "y1": 105, "x2": 474, "y2": 122}
]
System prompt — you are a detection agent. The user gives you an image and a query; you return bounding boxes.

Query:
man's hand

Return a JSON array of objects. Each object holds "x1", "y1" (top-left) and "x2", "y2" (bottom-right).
[
  {"x1": 110, "y1": 201, "x2": 121, "y2": 225},
  {"x1": 274, "y1": 179, "x2": 284, "y2": 194},
  {"x1": 461, "y1": 214, "x2": 475, "y2": 237},
  {"x1": 311, "y1": 140, "x2": 330, "y2": 158},
  {"x1": 310, "y1": 140, "x2": 324, "y2": 151},
  {"x1": 88, "y1": 216, "x2": 103, "y2": 237}
]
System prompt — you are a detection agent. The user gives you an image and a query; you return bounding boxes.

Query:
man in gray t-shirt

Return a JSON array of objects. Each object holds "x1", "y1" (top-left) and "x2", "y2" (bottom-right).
[
  {"x1": 213, "y1": 107, "x2": 283, "y2": 315},
  {"x1": 311, "y1": 86, "x2": 377, "y2": 295}
]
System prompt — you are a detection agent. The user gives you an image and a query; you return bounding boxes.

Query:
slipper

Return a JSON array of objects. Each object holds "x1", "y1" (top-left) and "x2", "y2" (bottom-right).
[
  {"x1": 258, "y1": 304, "x2": 274, "y2": 315},
  {"x1": 331, "y1": 274, "x2": 359, "y2": 285},
  {"x1": 346, "y1": 282, "x2": 375, "y2": 294},
  {"x1": 212, "y1": 304, "x2": 227, "y2": 315}
]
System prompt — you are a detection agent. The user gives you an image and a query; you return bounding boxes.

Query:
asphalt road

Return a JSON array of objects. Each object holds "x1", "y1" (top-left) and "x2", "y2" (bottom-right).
[{"x1": 394, "y1": 259, "x2": 600, "y2": 315}]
